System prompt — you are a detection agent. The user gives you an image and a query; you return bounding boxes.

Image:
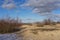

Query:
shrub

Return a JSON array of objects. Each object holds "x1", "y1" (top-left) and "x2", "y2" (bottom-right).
[
  {"x1": 34, "y1": 22, "x2": 44, "y2": 27},
  {"x1": 0, "y1": 17, "x2": 22, "y2": 34},
  {"x1": 57, "y1": 21, "x2": 60, "y2": 24},
  {"x1": 43, "y1": 19, "x2": 56, "y2": 25}
]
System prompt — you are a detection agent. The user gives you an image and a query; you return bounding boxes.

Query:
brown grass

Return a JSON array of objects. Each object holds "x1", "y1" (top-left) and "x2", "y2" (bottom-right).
[
  {"x1": 35, "y1": 19, "x2": 57, "y2": 27},
  {"x1": 21, "y1": 24, "x2": 60, "y2": 40},
  {"x1": 0, "y1": 17, "x2": 22, "y2": 34},
  {"x1": 43, "y1": 19, "x2": 56, "y2": 25},
  {"x1": 34, "y1": 22, "x2": 44, "y2": 27}
]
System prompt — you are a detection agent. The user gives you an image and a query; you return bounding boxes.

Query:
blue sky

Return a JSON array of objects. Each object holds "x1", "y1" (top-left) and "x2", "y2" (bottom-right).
[
  {"x1": 0, "y1": 7, "x2": 45, "y2": 23},
  {"x1": 0, "y1": 0, "x2": 60, "y2": 23}
]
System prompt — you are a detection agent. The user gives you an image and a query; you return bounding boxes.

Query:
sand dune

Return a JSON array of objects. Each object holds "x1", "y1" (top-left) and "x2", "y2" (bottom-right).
[{"x1": 16, "y1": 24, "x2": 60, "y2": 40}]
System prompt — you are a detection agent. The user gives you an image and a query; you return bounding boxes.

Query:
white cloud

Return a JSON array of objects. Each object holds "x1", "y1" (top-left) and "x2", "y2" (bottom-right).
[
  {"x1": 21, "y1": 0, "x2": 60, "y2": 13},
  {"x1": 1, "y1": 0, "x2": 16, "y2": 9},
  {"x1": 1, "y1": 0, "x2": 60, "y2": 14},
  {"x1": 19, "y1": 0, "x2": 60, "y2": 20},
  {"x1": 2, "y1": 3, "x2": 16, "y2": 9}
]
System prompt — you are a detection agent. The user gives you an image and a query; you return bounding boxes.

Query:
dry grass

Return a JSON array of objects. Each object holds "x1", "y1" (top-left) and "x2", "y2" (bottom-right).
[
  {"x1": 20, "y1": 24, "x2": 60, "y2": 40},
  {"x1": 15, "y1": 18, "x2": 60, "y2": 40},
  {"x1": 34, "y1": 22, "x2": 44, "y2": 27},
  {"x1": 0, "y1": 17, "x2": 22, "y2": 34},
  {"x1": 33, "y1": 19, "x2": 57, "y2": 27}
]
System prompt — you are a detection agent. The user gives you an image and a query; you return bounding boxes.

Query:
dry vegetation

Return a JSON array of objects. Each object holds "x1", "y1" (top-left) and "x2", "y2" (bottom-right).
[
  {"x1": 0, "y1": 17, "x2": 22, "y2": 34},
  {"x1": 20, "y1": 19, "x2": 60, "y2": 40},
  {"x1": 0, "y1": 17, "x2": 60, "y2": 40},
  {"x1": 34, "y1": 19, "x2": 57, "y2": 27},
  {"x1": 0, "y1": 17, "x2": 59, "y2": 33}
]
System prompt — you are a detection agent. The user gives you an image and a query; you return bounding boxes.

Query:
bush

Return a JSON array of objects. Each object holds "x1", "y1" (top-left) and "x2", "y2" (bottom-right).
[
  {"x1": 57, "y1": 21, "x2": 60, "y2": 24},
  {"x1": 0, "y1": 17, "x2": 22, "y2": 34},
  {"x1": 34, "y1": 22, "x2": 44, "y2": 27},
  {"x1": 43, "y1": 19, "x2": 56, "y2": 25}
]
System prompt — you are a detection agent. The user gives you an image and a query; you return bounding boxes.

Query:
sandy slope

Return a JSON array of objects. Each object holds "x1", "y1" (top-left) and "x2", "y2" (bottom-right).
[{"x1": 16, "y1": 25, "x2": 60, "y2": 40}]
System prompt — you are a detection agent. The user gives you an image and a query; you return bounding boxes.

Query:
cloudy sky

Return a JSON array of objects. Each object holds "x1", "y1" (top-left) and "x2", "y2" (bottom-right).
[{"x1": 0, "y1": 0, "x2": 60, "y2": 23}]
